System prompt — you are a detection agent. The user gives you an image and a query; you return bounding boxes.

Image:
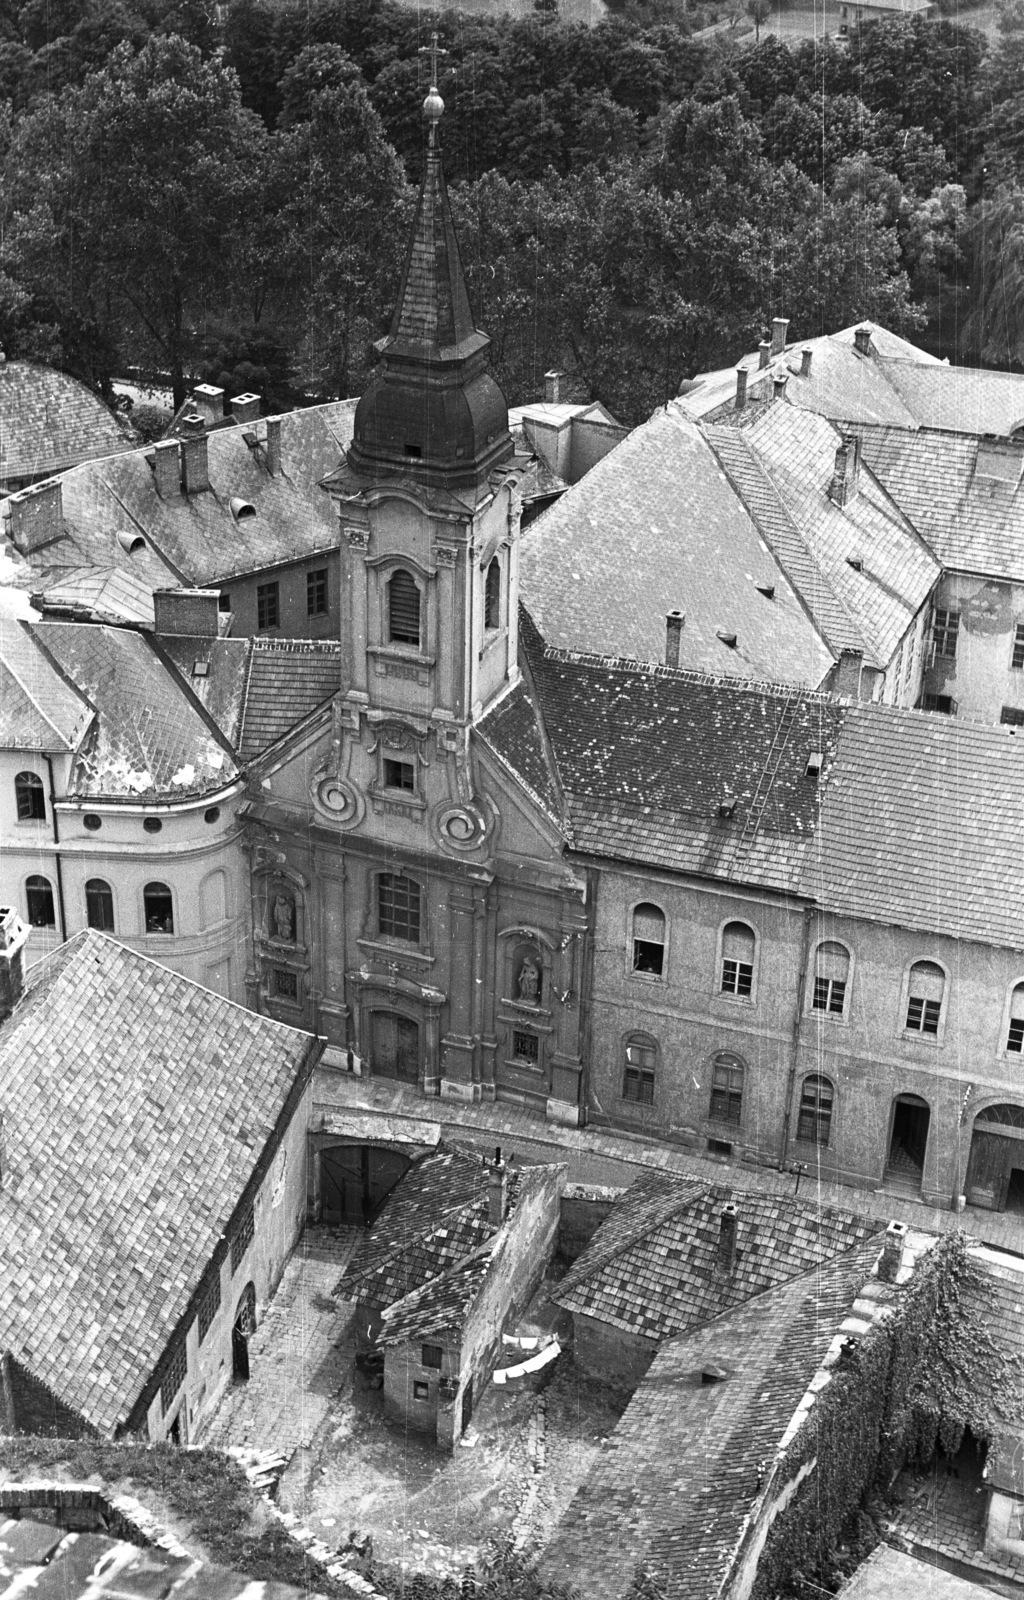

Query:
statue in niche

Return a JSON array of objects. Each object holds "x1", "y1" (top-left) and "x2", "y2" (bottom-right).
[
  {"x1": 518, "y1": 955, "x2": 540, "y2": 1003},
  {"x1": 272, "y1": 891, "x2": 295, "y2": 944}
]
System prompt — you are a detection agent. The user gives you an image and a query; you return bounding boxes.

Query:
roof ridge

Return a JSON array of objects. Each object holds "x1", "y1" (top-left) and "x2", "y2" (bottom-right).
[
  {"x1": 539, "y1": 643, "x2": 836, "y2": 705},
  {"x1": 558, "y1": 1178, "x2": 708, "y2": 1294},
  {"x1": 250, "y1": 636, "x2": 343, "y2": 655}
]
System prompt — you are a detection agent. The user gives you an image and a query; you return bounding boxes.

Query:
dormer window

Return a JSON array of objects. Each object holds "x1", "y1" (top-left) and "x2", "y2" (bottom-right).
[{"x1": 388, "y1": 570, "x2": 421, "y2": 647}]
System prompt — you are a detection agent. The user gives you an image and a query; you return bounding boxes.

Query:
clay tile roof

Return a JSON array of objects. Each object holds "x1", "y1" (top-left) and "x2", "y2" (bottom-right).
[
  {"x1": 541, "y1": 1234, "x2": 885, "y2": 1600},
  {"x1": 30, "y1": 622, "x2": 239, "y2": 800},
  {"x1": 0, "y1": 361, "x2": 134, "y2": 484},
  {"x1": 806, "y1": 702, "x2": 1024, "y2": 948},
  {"x1": 0, "y1": 931, "x2": 317, "y2": 1437},
  {"x1": 0, "y1": 615, "x2": 91, "y2": 752},
  {"x1": 518, "y1": 407, "x2": 833, "y2": 689},
  {"x1": 377, "y1": 1252, "x2": 495, "y2": 1346},
  {"x1": 555, "y1": 1177, "x2": 882, "y2": 1341},
  {"x1": 235, "y1": 638, "x2": 342, "y2": 759}
]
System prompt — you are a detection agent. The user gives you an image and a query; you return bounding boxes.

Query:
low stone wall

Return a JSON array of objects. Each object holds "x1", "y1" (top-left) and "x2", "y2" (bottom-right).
[{"x1": 558, "y1": 1184, "x2": 626, "y2": 1263}]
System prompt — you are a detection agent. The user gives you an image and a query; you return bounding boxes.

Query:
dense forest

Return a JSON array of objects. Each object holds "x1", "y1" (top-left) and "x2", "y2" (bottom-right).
[{"x1": 0, "y1": 0, "x2": 1021, "y2": 424}]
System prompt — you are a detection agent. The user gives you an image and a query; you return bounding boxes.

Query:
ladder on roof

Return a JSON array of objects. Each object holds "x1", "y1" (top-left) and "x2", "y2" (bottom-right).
[{"x1": 738, "y1": 690, "x2": 803, "y2": 849}]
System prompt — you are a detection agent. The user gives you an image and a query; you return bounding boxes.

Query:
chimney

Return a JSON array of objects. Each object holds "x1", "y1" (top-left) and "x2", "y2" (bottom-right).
[
  {"x1": 835, "y1": 648, "x2": 863, "y2": 699},
  {"x1": 877, "y1": 1220, "x2": 908, "y2": 1284},
  {"x1": 543, "y1": 371, "x2": 562, "y2": 405},
  {"x1": 153, "y1": 588, "x2": 221, "y2": 637},
  {"x1": 717, "y1": 1202, "x2": 738, "y2": 1276},
  {"x1": 773, "y1": 373, "x2": 788, "y2": 402},
  {"x1": 180, "y1": 413, "x2": 210, "y2": 495},
  {"x1": 828, "y1": 435, "x2": 861, "y2": 507},
  {"x1": 735, "y1": 366, "x2": 748, "y2": 410},
  {"x1": 665, "y1": 610, "x2": 684, "y2": 667},
  {"x1": 853, "y1": 324, "x2": 873, "y2": 356},
  {"x1": 190, "y1": 383, "x2": 225, "y2": 430},
  {"x1": 230, "y1": 392, "x2": 261, "y2": 426},
  {"x1": 758, "y1": 338, "x2": 771, "y2": 370},
  {"x1": 800, "y1": 347, "x2": 813, "y2": 376},
  {"x1": 6, "y1": 480, "x2": 63, "y2": 554},
  {"x1": 0, "y1": 907, "x2": 29, "y2": 1025},
  {"x1": 266, "y1": 417, "x2": 282, "y2": 478},
  {"x1": 770, "y1": 316, "x2": 790, "y2": 357},
  {"x1": 487, "y1": 1146, "x2": 507, "y2": 1227},
  {"x1": 152, "y1": 438, "x2": 181, "y2": 498}
]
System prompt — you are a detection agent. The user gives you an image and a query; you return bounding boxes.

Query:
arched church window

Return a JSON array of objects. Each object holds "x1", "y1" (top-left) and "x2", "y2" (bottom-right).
[
  {"x1": 388, "y1": 570, "x2": 421, "y2": 647},
  {"x1": 485, "y1": 558, "x2": 501, "y2": 631}
]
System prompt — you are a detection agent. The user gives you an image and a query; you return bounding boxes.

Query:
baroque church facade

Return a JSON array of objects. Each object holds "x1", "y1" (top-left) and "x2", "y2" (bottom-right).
[{"x1": 243, "y1": 86, "x2": 588, "y2": 1126}]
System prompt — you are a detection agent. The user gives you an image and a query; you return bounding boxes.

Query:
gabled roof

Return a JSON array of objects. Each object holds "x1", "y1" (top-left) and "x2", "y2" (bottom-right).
[
  {"x1": 0, "y1": 360, "x2": 135, "y2": 484},
  {"x1": 0, "y1": 931, "x2": 317, "y2": 1437},
  {"x1": 31, "y1": 564, "x2": 158, "y2": 628},
  {"x1": 377, "y1": 1252, "x2": 495, "y2": 1346},
  {"x1": 541, "y1": 1233, "x2": 888, "y2": 1600},
  {"x1": 31, "y1": 622, "x2": 238, "y2": 800},
  {"x1": 159, "y1": 634, "x2": 343, "y2": 761},
  {"x1": 0, "y1": 613, "x2": 91, "y2": 752},
  {"x1": 518, "y1": 407, "x2": 834, "y2": 690},
  {"x1": 555, "y1": 1175, "x2": 883, "y2": 1342}
]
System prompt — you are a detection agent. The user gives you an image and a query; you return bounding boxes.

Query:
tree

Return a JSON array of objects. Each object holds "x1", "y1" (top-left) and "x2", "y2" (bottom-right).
[
  {"x1": 960, "y1": 183, "x2": 1024, "y2": 366},
  {"x1": 746, "y1": 0, "x2": 771, "y2": 47}
]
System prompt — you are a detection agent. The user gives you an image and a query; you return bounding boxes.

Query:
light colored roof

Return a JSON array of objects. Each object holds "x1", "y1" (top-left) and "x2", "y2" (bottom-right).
[
  {"x1": 0, "y1": 613, "x2": 91, "y2": 752},
  {"x1": 2, "y1": 400, "x2": 355, "y2": 598},
  {"x1": 518, "y1": 407, "x2": 834, "y2": 690},
  {"x1": 0, "y1": 931, "x2": 317, "y2": 1437},
  {"x1": 32, "y1": 622, "x2": 239, "y2": 800},
  {"x1": 806, "y1": 704, "x2": 1024, "y2": 948},
  {"x1": 859, "y1": 425, "x2": 1024, "y2": 580},
  {"x1": 32, "y1": 564, "x2": 158, "y2": 628},
  {"x1": 0, "y1": 360, "x2": 134, "y2": 484}
]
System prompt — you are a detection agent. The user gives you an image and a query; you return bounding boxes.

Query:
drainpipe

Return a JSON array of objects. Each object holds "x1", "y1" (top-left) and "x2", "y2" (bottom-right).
[
  {"x1": 779, "y1": 905, "x2": 815, "y2": 1169},
  {"x1": 45, "y1": 755, "x2": 68, "y2": 943}
]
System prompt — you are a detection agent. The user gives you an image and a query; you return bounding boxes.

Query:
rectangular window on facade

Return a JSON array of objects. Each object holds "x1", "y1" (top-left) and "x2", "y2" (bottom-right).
[
  {"x1": 632, "y1": 903, "x2": 665, "y2": 976},
  {"x1": 813, "y1": 976, "x2": 846, "y2": 1014},
  {"x1": 413, "y1": 1380, "x2": 429, "y2": 1400},
  {"x1": 383, "y1": 758, "x2": 415, "y2": 793},
  {"x1": 906, "y1": 995, "x2": 941, "y2": 1033},
  {"x1": 796, "y1": 1075, "x2": 834, "y2": 1145},
  {"x1": 273, "y1": 969, "x2": 298, "y2": 1001},
  {"x1": 720, "y1": 922, "x2": 755, "y2": 997},
  {"x1": 1009, "y1": 1019, "x2": 1024, "y2": 1052},
  {"x1": 1001, "y1": 706, "x2": 1024, "y2": 727},
  {"x1": 512, "y1": 1031, "x2": 539, "y2": 1064},
  {"x1": 1013, "y1": 624, "x2": 1024, "y2": 669},
  {"x1": 709, "y1": 1057, "x2": 743, "y2": 1124},
  {"x1": 421, "y1": 1343, "x2": 443, "y2": 1369},
  {"x1": 378, "y1": 874, "x2": 421, "y2": 942},
  {"x1": 257, "y1": 582, "x2": 280, "y2": 630},
  {"x1": 161, "y1": 1342, "x2": 188, "y2": 1414},
  {"x1": 922, "y1": 693, "x2": 954, "y2": 714},
  {"x1": 307, "y1": 569, "x2": 328, "y2": 616},
  {"x1": 197, "y1": 1273, "x2": 222, "y2": 1343},
  {"x1": 622, "y1": 1038, "x2": 656, "y2": 1104},
  {"x1": 931, "y1": 607, "x2": 960, "y2": 659},
  {"x1": 231, "y1": 1201, "x2": 255, "y2": 1274}
]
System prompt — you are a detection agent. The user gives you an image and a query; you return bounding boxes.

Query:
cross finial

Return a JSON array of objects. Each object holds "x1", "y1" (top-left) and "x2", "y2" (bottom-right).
[
  {"x1": 419, "y1": 30, "x2": 447, "y2": 90},
  {"x1": 419, "y1": 31, "x2": 447, "y2": 146}
]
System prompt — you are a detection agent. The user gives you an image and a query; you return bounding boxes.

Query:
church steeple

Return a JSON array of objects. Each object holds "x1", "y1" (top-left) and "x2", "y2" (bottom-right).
[{"x1": 347, "y1": 43, "x2": 512, "y2": 493}]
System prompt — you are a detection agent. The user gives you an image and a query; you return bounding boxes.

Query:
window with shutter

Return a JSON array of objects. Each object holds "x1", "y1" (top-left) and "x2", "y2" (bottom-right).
[
  {"x1": 1008, "y1": 983, "x2": 1024, "y2": 1052},
  {"x1": 721, "y1": 922, "x2": 755, "y2": 997},
  {"x1": 709, "y1": 1054, "x2": 744, "y2": 1123},
  {"x1": 812, "y1": 941, "x2": 849, "y2": 1016},
  {"x1": 622, "y1": 1035, "x2": 656, "y2": 1104},
  {"x1": 796, "y1": 1075, "x2": 834, "y2": 1144},
  {"x1": 388, "y1": 571, "x2": 421, "y2": 646},
  {"x1": 905, "y1": 961, "x2": 945, "y2": 1034},
  {"x1": 632, "y1": 903, "x2": 666, "y2": 976}
]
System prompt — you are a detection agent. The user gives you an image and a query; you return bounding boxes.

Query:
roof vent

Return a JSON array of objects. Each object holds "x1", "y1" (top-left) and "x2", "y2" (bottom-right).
[
  {"x1": 755, "y1": 581, "x2": 775, "y2": 599},
  {"x1": 192, "y1": 660, "x2": 210, "y2": 679},
  {"x1": 717, "y1": 630, "x2": 738, "y2": 648},
  {"x1": 718, "y1": 793, "x2": 737, "y2": 818},
  {"x1": 241, "y1": 429, "x2": 259, "y2": 451},
  {"x1": 805, "y1": 751, "x2": 824, "y2": 778},
  {"x1": 116, "y1": 530, "x2": 146, "y2": 554},
  {"x1": 846, "y1": 556, "x2": 863, "y2": 572},
  {"x1": 229, "y1": 497, "x2": 257, "y2": 522},
  {"x1": 853, "y1": 325, "x2": 873, "y2": 356},
  {"x1": 701, "y1": 1362, "x2": 730, "y2": 1386}
]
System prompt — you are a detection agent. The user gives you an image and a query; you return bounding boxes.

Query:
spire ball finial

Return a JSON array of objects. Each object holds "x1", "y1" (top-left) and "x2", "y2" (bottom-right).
[
  {"x1": 419, "y1": 31, "x2": 447, "y2": 140},
  {"x1": 423, "y1": 85, "x2": 444, "y2": 124}
]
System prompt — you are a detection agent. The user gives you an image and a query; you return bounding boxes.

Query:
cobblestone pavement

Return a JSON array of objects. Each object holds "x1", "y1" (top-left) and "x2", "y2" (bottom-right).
[
  {"x1": 202, "y1": 1227, "x2": 360, "y2": 1455},
  {"x1": 312, "y1": 1067, "x2": 1024, "y2": 1254},
  {"x1": 886, "y1": 1442, "x2": 1024, "y2": 1592}
]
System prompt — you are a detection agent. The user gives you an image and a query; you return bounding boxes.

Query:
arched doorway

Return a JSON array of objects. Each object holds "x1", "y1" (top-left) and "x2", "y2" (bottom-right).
[
  {"x1": 370, "y1": 1010, "x2": 420, "y2": 1083},
  {"x1": 886, "y1": 1094, "x2": 931, "y2": 1192},
  {"x1": 965, "y1": 1104, "x2": 1024, "y2": 1211},
  {"x1": 232, "y1": 1283, "x2": 256, "y2": 1381},
  {"x1": 318, "y1": 1144, "x2": 412, "y2": 1225}
]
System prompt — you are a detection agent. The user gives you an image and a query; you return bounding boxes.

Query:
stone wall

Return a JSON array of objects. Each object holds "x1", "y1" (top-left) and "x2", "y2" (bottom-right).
[
  {"x1": 558, "y1": 1184, "x2": 625, "y2": 1263},
  {"x1": 572, "y1": 1313, "x2": 657, "y2": 1392}
]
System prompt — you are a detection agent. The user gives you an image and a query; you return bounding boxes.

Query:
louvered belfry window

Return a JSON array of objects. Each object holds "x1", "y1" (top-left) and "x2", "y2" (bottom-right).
[{"x1": 389, "y1": 570, "x2": 421, "y2": 647}]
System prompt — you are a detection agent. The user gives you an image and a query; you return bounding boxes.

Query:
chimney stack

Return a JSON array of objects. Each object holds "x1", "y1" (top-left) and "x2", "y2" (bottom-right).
[
  {"x1": 190, "y1": 384, "x2": 225, "y2": 430},
  {"x1": 835, "y1": 648, "x2": 864, "y2": 700},
  {"x1": 6, "y1": 480, "x2": 63, "y2": 554},
  {"x1": 0, "y1": 907, "x2": 29, "y2": 1025},
  {"x1": 770, "y1": 316, "x2": 790, "y2": 357},
  {"x1": 800, "y1": 347, "x2": 813, "y2": 376},
  {"x1": 853, "y1": 325, "x2": 873, "y2": 356},
  {"x1": 266, "y1": 418, "x2": 282, "y2": 478},
  {"x1": 180, "y1": 413, "x2": 210, "y2": 495},
  {"x1": 735, "y1": 366, "x2": 748, "y2": 410},
  {"x1": 665, "y1": 610, "x2": 684, "y2": 667},
  {"x1": 773, "y1": 373, "x2": 788, "y2": 402},
  {"x1": 758, "y1": 338, "x2": 771, "y2": 370},
  {"x1": 544, "y1": 371, "x2": 562, "y2": 405},
  {"x1": 877, "y1": 1220, "x2": 908, "y2": 1284},
  {"x1": 717, "y1": 1202, "x2": 738, "y2": 1276},
  {"x1": 152, "y1": 439, "x2": 181, "y2": 499},
  {"x1": 153, "y1": 588, "x2": 221, "y2": 637},
  {"x1": 487, "y1": 1146, "x2": 507, "y2": 1227},
  {"x1": 828, "y1": 435, "x2": 861, "y2": 507},
  {"x1": 231, "y1": 393, "x2": 262, "y2": 426}
]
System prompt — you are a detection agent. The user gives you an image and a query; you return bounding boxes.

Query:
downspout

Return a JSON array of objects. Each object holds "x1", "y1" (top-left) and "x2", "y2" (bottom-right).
[
  {"x1": 45, "y1": 755, "x2": 68, "y2": 943},
  {"x1": 779, "y1": 904, "x2": 815, "y2": 1169}
]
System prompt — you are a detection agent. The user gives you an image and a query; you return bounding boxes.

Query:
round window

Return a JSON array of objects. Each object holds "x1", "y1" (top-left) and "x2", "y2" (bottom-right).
[
  {"x1": 204, "y1": 806, "x2": 221, "y2": 824},
  {"x1": 143, "y1": 817, "x2": 163, "y2": 834},
  {"x1": 83, "y1": 814, "x2": 102, "y2": 832}
]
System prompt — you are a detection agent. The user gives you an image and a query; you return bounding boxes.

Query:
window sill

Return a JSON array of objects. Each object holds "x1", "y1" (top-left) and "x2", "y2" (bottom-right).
[
  {"x1": 628, "y1": 970, "x2": 664, "y2": 985},
  {"x1": 712, "y1": 992, "x2": 755, "y2": 1008},
  {"x1": 479, "y1": 625, "x2": 508, "y2": 661},
  {"x1": 368, "y1": 644, "x2": 436, "y2": 668},
  {"x1": 901, "y1": 1029, "x2": 943, "y2": 1046},
  {"x1": 357, "y1": 936, "x2": 435, "y2": 967},
  {"x1": 369, "y1": 786, "x2": 426, "y2": 811}
]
